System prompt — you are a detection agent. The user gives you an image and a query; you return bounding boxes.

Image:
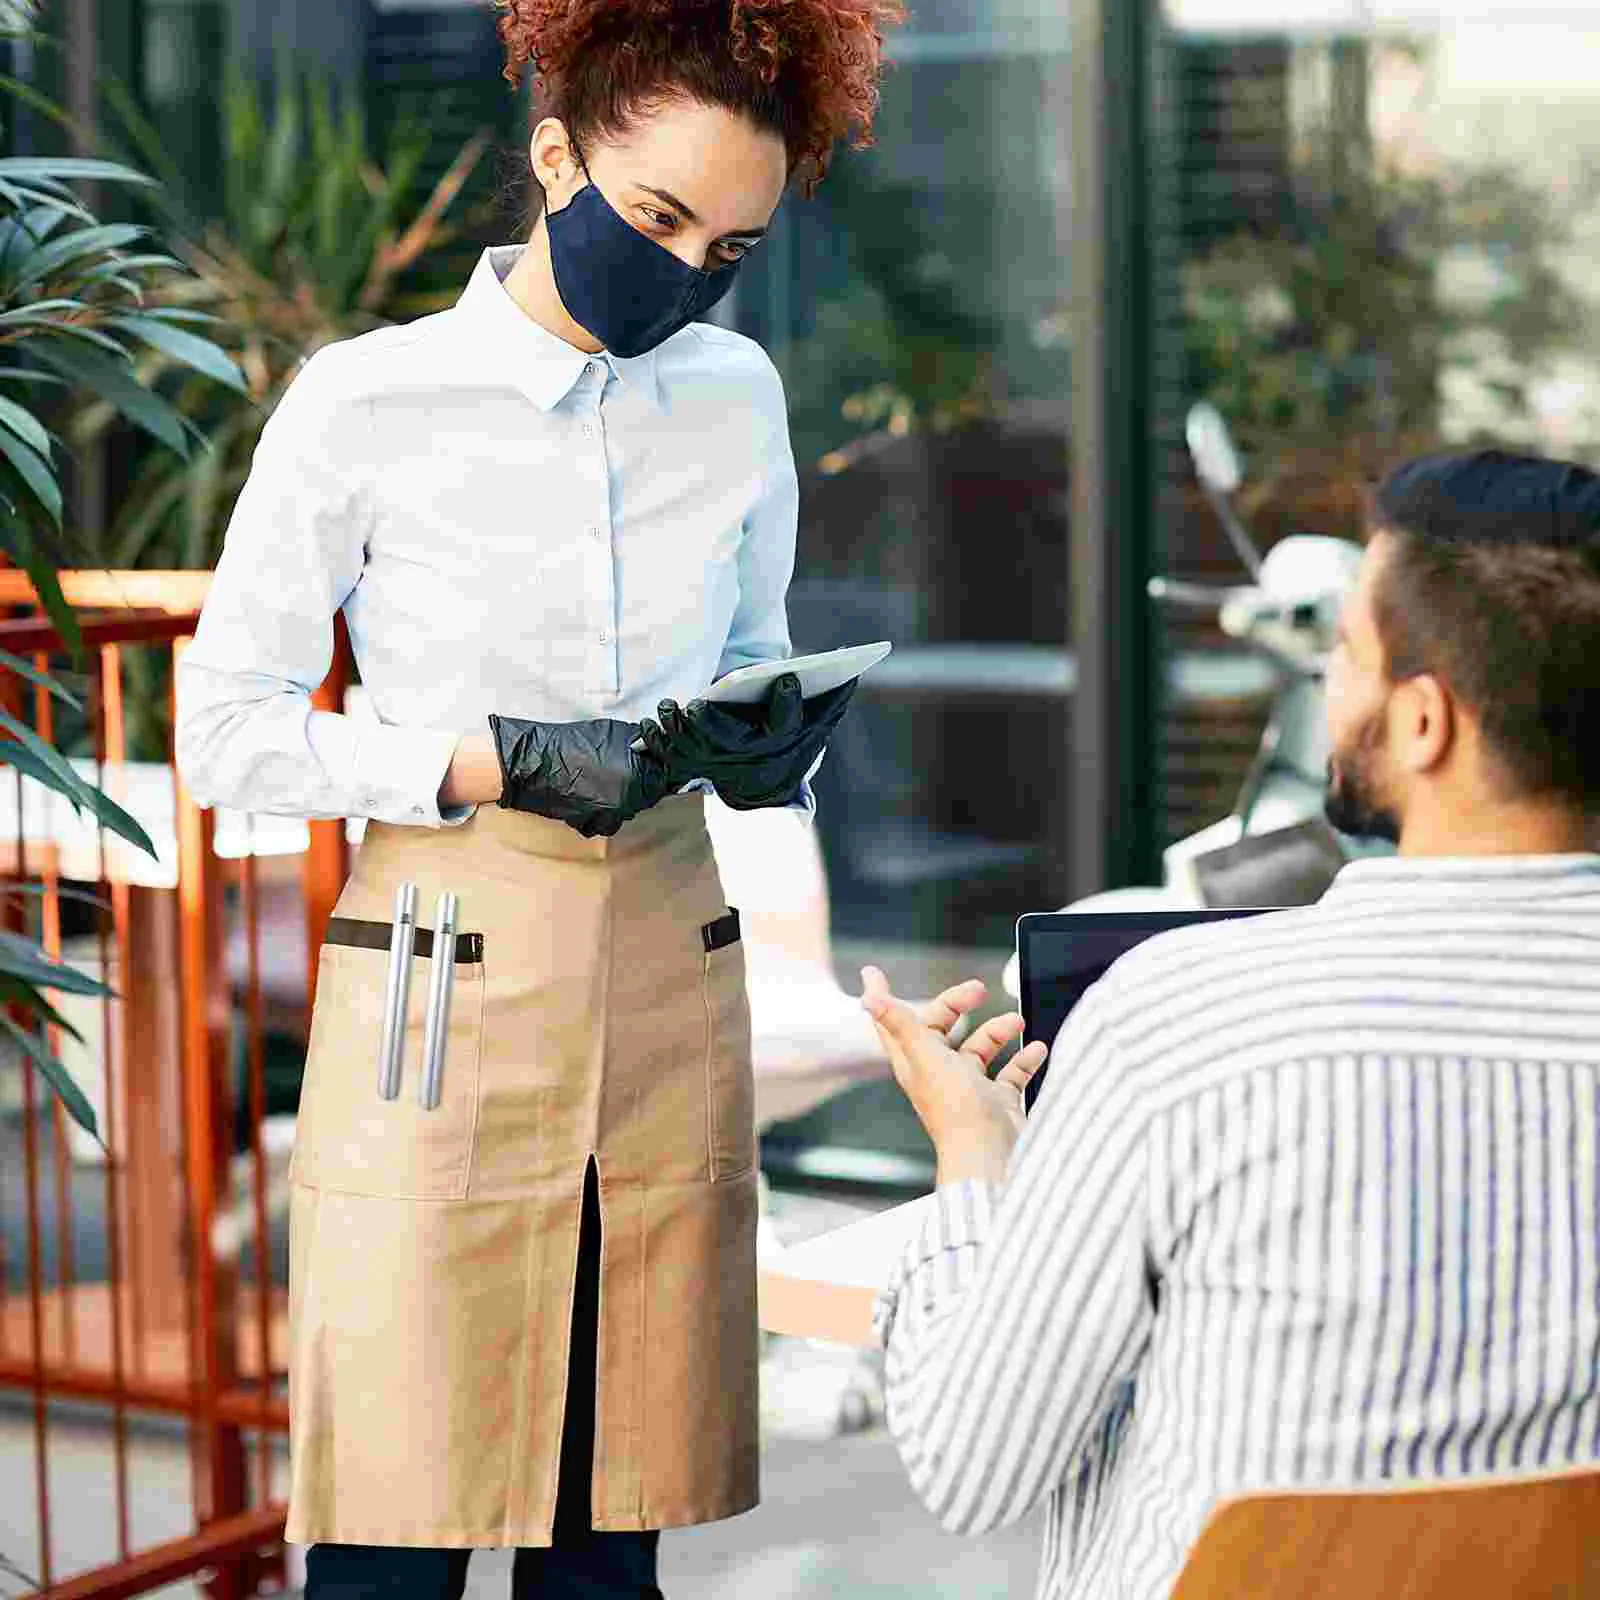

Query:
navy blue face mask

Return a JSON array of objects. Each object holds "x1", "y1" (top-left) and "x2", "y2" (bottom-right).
[{"x1": 545, "y1": 150, "x2": 746, "y2": 359}]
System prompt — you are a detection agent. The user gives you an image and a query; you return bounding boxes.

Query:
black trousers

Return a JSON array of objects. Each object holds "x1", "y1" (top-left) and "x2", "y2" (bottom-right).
[{"x1": 304, "y1": 1160, "x2": 664, "y2": 1599}]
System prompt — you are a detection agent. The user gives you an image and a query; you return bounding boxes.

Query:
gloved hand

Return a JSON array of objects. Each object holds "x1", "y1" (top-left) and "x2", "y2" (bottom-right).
[
  {"x1": 637, "y1": 672, "x2": 858, "y2": 811},
  {"x1": 488, "y1": 714, "x2": 672, "y2": 838}
]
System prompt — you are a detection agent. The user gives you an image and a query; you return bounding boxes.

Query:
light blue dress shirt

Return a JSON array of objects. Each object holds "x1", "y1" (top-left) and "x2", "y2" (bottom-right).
[{"x1": 175, "y1": 244, "x2": 814, "y2": 828}]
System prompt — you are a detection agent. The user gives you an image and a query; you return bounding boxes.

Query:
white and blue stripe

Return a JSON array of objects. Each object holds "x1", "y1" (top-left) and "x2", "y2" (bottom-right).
[{"x1": 873, "y1": 853, "x2": 1600, "y2": 1600}]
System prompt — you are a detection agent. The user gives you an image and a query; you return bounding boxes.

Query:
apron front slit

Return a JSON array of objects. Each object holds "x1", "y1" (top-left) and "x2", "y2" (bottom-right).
[{"x1": 284, "y1": 796, "x2": 759, "y2": 1549}]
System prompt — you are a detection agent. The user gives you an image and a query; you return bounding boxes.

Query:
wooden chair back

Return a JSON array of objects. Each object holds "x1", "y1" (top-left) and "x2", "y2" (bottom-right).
[{"x1": 1172, "y1": 1468, "x2": 1600, "y2": 1600}]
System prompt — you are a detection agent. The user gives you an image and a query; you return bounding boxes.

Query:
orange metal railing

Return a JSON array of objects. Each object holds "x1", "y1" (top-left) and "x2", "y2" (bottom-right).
[{"x1": 0, "y1": 573, "x2": 351, "y2": 1598}]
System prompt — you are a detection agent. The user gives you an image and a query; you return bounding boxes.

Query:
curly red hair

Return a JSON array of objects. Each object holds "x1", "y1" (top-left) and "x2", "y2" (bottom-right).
[{"x1": 492, "y1": 0, "x2": 906, "y2": 196}]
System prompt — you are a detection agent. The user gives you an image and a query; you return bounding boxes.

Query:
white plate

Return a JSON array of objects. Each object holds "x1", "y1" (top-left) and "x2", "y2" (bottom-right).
[{"x1": 704, "y1": 642, "x2": 894, "y2": 706}]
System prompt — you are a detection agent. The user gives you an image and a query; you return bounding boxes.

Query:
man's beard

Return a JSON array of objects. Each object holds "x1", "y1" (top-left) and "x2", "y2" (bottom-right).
[{"x1": 1323, "y1": 710, "x2": 1402, "y2": 844}]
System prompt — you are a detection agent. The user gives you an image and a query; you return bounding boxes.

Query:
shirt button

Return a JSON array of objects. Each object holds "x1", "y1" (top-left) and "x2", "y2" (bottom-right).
[
  {"x1": 599, "y1": 631, "x2": 609, "y2": 644},
  {"x1": 585, "y1": 361, "x2": 599, "y2": 376},
  {"x1": 582, "y1": 423, "x2": 596, "y2": 439},
  {"x1": 588, "y1": 524, "x2": 603, "y2": 540},
  {"x1": 411, "y1": 805, "x2": 425, "y2": 817}
]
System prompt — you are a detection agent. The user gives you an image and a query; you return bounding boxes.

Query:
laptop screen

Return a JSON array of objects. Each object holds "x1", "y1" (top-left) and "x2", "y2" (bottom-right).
[{"x1": 1017, "y1": 909, "x2": 1279, "y2": 1110}]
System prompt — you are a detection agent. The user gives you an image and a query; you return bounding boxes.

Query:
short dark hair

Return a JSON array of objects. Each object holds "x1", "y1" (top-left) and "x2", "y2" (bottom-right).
[{"x1": 1369, "y1": 450, "x2": 1600, "y2": 807}]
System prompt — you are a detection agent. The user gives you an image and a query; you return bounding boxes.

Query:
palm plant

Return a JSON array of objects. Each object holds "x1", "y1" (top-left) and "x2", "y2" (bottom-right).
[
  {"x1": 84, "y1": 61, "x2": 490, "y2": 572},
  {"x1": 61, "y1": 64, "x2": 489, "y2": 764},
  {"x1": 0, "y1": 34, "x2": 246, "y2": 1144}
]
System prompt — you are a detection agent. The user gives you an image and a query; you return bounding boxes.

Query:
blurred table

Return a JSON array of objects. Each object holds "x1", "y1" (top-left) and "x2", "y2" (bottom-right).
[
  {"x1": 759, "y1": 1194, "x2": 934, "y2": 1347},
  {"x1": 864, "y1": 642, "x2": 1279, "y2": 701}
]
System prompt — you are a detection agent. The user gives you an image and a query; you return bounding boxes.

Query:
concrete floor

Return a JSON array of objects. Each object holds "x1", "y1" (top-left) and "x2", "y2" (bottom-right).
[
  {"x1": 0, "y1": 1408, "x2": 1043, "y2": 1600},
  {"x1": 0, "y1": 1395, "x2": 1043, "y2": 1600},
  {"x1": 1, "y1": 1182, "x2": 1044, "y2": 1600}
]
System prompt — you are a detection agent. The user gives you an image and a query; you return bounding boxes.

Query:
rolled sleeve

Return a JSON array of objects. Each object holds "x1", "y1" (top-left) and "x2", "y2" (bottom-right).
[
  {"x1": 870, "y1": 982, "x2": 1157, "y2": 1540},
  {"x1": 872, "y1": 1178, "x2": 1001, "y2": 1352},
  {"x1": 175, "y1": 347, "x2": 467, "y2": 828},
  {"x1": 316, "y1": 715, "x2": 467, "y2": 828}
]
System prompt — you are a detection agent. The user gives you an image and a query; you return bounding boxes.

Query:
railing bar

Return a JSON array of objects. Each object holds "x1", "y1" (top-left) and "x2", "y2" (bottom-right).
[
  {"x1": 46, "y1": 928, "x2": 74, "y2": 1368},
  {"x1": 242, "y1": 840, "x2": 274, "y2": 1512},
  {"x1": 170, "y1": 642, "x2": 206, "y2": 1444},
  {"x1": 0, "y1": 610, "x2": 201, "y2": 654},
  {"x1": 0, "y1": 761, "x2": 13, "y2": 1369},
  {"x1": 0, "y1": 568, "x2": 211, "y2": 614},
  {"x1": 0, "y1": 1359, "x2": 198, "y2": 1413},
  {"x1": 95, "y1": 644, "x2": 133, "y2": 1561},
  {"x1": 0, "y1": 1363, "x2": 290, "y2": 1426},
  {"x1": 30, "y1": 1503, "x2": 286, "y2": 1600},
  {"x1": 33, "y1": 658, "x2": 79, "y2": 1376},
  {"x1": 100, "y1": 644, "x2": 146, "y2": 1393},
  {"x1": 172, "y1": 631, "x2": 250, "y2": 1567},
  {"x1": 18, "y1": 993, "x2": 53, "y2": 1590},
  {"x1": 10, "y1": 688, "x2": 54, "y2": 1589},
  {"x1": 173, "y1": 886, "x2": 203, "y2": 1421}
]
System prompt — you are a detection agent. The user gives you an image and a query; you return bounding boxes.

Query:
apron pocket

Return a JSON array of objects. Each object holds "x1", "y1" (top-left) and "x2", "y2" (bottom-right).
[
  {"x1": 701, "y1": 913, "x2": 754, "y2": 1181},
  {"x1": 290, "y1": 933, "x2": 485, "y2": 1200}
]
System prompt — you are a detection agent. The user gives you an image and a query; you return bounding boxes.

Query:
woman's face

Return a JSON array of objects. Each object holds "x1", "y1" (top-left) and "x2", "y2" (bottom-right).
[{"x1": 533, "y1": 97, "x2": 788, "y2": 273}]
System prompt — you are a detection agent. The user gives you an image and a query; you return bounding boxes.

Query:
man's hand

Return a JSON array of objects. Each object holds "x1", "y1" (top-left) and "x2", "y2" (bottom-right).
[{"x1": 860, "y1": 966, "x2": 1048, "y2": 1187}]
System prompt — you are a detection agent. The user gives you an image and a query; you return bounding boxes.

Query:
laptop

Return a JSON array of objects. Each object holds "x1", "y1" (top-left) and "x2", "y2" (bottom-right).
[{"x1": 1016, "y1": 908, "x2": 1282, "y2": 1110}]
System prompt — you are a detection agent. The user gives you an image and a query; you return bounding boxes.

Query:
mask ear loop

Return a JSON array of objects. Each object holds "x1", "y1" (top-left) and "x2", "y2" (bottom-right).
[{"x1": 568, "y1": 134, "x2": 592, "y2": 190}]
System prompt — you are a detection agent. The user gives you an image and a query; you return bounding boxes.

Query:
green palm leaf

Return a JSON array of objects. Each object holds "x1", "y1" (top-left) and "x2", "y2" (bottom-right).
[
  {"x1": 0, "y1": 882, "x2": 109, "y2": 914},
  {"x1": 9, "y1": 221, "x2": 149, "y2": 292},
  {"x1": 31, "y1": 336, "x2": 194, "y2": 455},
  {"x1": 0, "y1": 716, "x2": 159, "y2": 858},
  {"x1": 0, "y1": 421, "x2": 58, "y2": 524},
  {"x1": 0, "y1": 930, "x2": 110, "y2": 998},
  {"x1": 0, "y1": 520, "x2": 77, "y2": 653},
  {"x1": 0, "y1": 156, "x2": 159, "y2": 187},
  {"x1": 0, "y1": 59, "x2": 243, "y2": 1144},
  {"x1": 0, "y1": 1013, "x2": 101, "y2": 1144},
  {"x1": 0, "y1": 364, "x2": 66, "y2": 387},
  {"x1": 0, "y1": 705, "x2": 89, "y2": 795},
  {"x1": 0, "y1": 974, "x2": 92, "y2": 1047},
  {"x1": 0, "y1": 390, "x2": 51, "y2": 454},
  {"x1": 108, "y1": 313, "x2": 248, "y2": 394},
  {"x1": 0, "y1": 644, "x2": 82, "y2": 708}
]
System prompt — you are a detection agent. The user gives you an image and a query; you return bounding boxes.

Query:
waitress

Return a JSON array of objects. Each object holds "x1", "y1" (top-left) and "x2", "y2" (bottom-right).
[{"x1": 174, "y1": 1, "x2": 905, "y2": 1596}]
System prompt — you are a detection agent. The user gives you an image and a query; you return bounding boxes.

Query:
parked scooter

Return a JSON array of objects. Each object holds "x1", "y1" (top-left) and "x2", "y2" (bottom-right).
[{"x1": 1003, "y1": 403, "x2": 1386, "y2": 998}]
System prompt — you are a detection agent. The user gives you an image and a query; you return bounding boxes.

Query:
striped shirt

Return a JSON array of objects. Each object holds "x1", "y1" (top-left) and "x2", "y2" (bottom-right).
[{"x1": 872, "y1": 853, "x2": 1600, "y2": 1599}]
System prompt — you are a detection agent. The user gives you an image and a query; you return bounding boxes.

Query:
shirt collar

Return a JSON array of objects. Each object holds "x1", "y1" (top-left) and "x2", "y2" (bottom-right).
[
  {"x1": 1323, "y1": 851, "x2": 1600, "y2": 903},
  {"x1": 454, "y1": 244, "x2": 663, "y2": 414}
]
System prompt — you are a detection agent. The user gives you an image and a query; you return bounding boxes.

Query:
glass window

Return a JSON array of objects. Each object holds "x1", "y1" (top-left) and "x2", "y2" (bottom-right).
[
  {"x1": 723, "y1": 0, "x2": 1074, "y2": 965},
  {"x1": 1153, "y1": 5, "x2": 1600, "y2": 850}
]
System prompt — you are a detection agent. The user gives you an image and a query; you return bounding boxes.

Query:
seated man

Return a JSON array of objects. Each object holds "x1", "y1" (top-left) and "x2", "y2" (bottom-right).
[{"x1": 861, "y1": 450, "x2": 1600, "y2": 1600}]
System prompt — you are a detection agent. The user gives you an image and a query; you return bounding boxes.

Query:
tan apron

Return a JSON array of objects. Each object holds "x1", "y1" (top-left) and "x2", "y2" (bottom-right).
[{"x1": 283, "y1": 794, "x2": 759, "y2": 1549}]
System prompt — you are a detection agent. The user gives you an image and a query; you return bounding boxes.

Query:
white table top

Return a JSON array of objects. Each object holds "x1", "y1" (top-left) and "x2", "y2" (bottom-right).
[{"x1": 758, "y1": 1195, "x2": 935, "y2": 1348}]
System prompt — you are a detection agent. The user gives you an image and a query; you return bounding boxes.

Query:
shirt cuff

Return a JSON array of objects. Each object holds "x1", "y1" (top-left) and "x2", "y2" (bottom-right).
[
  {"x1": 785, "y1": 746, "x2": 824, "y2": 818},
  {"x1": 872, "y1": 1178, "x2": 1001, "y2": 1350},
  {"x1": 352, "y1": 722, "x2": 468, "y2": 828},
  {"x1": 785, "y1": 777, "x2": 817, "y2": 819},
  {"x1": 674, "y1": 774, "x2": 816, "y2": 817}
]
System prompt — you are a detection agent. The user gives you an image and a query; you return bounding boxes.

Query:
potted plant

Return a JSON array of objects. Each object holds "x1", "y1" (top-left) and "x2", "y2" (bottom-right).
[{"x1": 0, "y1": 16, "x2": 244, "y2": 1144}]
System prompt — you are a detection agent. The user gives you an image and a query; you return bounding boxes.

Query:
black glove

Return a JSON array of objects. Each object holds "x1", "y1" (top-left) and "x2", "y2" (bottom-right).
[
  {"x1": 488, "y1": 714, "x2": 672, "y2": 838},
  {"x1": 637, "y1": 672, "x2": 858, "y2": 811}
]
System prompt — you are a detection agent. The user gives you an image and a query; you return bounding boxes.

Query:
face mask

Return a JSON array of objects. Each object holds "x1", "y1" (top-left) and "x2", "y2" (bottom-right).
[{"x1": 545, "y1": 150, "x2": 744, "y2": 359}]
